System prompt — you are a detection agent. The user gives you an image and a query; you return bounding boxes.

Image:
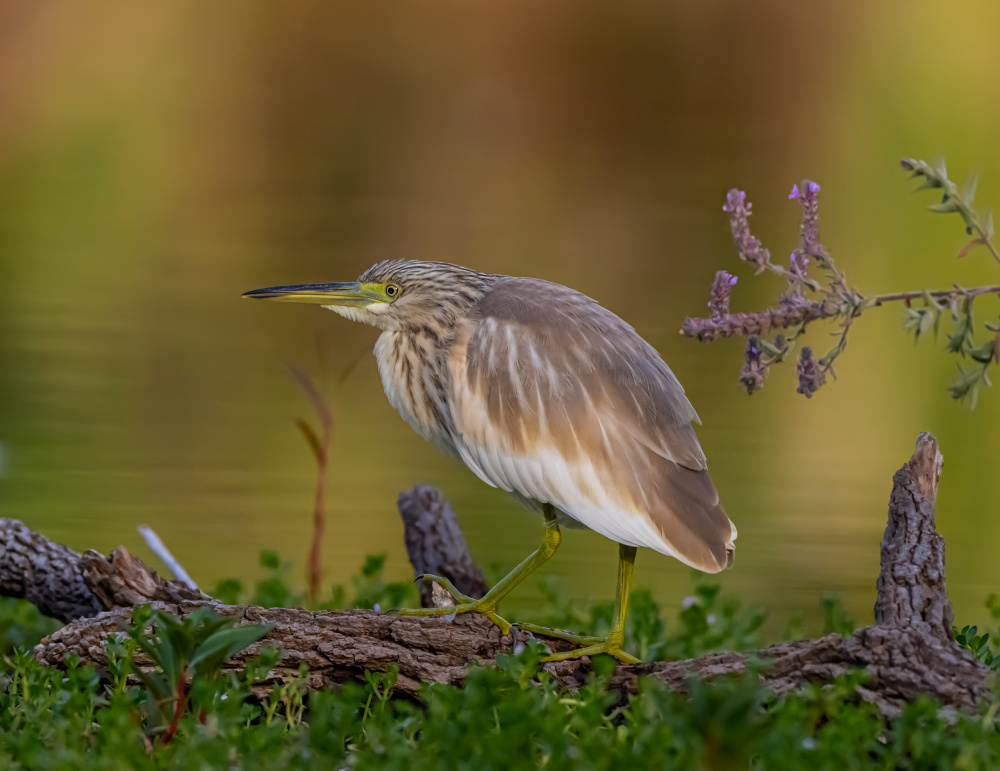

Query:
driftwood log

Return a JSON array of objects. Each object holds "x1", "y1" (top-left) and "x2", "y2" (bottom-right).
[{"x1": 6, "y1": 433, "x2": 993, "y2": 714}]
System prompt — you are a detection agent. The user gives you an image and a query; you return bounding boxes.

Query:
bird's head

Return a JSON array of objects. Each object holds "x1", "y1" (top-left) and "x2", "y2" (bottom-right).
[{"x1": 242, "y1": 260, "x2": 496, "y2": 332}]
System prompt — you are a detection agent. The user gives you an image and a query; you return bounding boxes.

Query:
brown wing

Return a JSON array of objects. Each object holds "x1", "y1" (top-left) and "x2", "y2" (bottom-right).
[{"x1": 446, "y1": 276, "x2": 736, "y2": 573}]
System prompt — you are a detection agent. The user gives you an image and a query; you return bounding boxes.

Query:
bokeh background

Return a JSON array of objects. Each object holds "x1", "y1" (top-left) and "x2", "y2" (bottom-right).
[{"x1": 2, "y1": 1, "x2": 999, "y2": 633}]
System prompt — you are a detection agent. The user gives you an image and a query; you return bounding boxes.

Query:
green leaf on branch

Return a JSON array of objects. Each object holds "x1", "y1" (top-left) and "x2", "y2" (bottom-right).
[
  {"x1": 928, "y1": 198, "x2": 959, "y2": 214},
  {"x1": 962, "y1": 174, "x2": 978, "y2": 206}
]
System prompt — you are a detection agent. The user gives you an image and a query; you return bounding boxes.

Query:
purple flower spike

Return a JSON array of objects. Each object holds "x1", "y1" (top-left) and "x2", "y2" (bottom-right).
[
  {"x1": 789, "y1": 184, "x2": 800, "y2": 200},
  {"x1": 722, "y1": 188, "x2": 771, "y2": 269},
  {"x1": 740, "y1": 337, "x2": 769, "y2": 395},
  {"x1": 796, "y1": 346, "x2": 826, "y2": 398},
  {"x1": 709, "y1": 270, "x2": 738, "y2": 318},
  {"x1": 793, "y1": 178, "x2": 824, "y2": 256}
]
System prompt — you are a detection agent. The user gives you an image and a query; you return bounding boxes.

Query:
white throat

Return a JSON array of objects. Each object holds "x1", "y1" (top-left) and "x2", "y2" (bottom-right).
[{"x1": 322, "y1": 303, "x2": 393, "y2": 328}]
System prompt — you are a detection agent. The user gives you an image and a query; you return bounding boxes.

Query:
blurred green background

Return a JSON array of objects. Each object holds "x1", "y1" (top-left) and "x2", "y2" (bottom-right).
[{"x1": 1, "y1": 1, "x2": 999, "y2": 633}]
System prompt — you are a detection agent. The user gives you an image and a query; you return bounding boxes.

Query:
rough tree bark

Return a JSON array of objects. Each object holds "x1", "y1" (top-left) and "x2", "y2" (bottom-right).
[
  {"x1": 12, "y1": 433, "x2": 995, "y2": 714},
  {"x1": 0, "y1": 520, "x2": 210, "y2": 623},
  {"x1": 0, "y1": 519, "x2": 102, "y2": 622}
]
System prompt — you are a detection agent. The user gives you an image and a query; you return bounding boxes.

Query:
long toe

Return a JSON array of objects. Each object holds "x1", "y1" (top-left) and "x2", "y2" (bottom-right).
[
  {"x1": 540, "y1": 638, "x2": 640, "y2": 664},
  {"x1": 395, "y1": 600, "x2": 512, "y2": 637},
  {"x1": 512, "y1": 622, "x2": 603, "y2": 646}
]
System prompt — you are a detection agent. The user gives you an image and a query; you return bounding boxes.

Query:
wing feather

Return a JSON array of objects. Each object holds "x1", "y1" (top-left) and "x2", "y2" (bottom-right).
[{"x1": 447, "y1": 277, "x2": 736, "y2": 573}]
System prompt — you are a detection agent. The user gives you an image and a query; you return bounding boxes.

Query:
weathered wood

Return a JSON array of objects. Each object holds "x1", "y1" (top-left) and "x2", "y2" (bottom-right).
[
  {"x1": 79, "y1": 546, "x2": 209, "y2": 610},
  {"x1": 398, "y1": 484, "x2": 489, "y2": 608},
  {"x1": 0, "y1": 519, "x2": 102, "y2": 622},
  {"x1": 0, "y1": 520, "x2": 210, "y2": 623},
  {"x1": 874, "y1": 432, "x2": 952, "y2": 639},
  {"x1": 22, "y1": 433, "x2": 997, "y2": 714}
]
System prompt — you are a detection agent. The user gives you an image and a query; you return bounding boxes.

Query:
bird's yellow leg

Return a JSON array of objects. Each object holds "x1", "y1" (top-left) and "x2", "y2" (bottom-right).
[
  {"x1": 395, "y1": 506, "x2": 563, "y2": 637},
  {"x1": 538, "y1": 544, "x2": 640, "y2": 664}
]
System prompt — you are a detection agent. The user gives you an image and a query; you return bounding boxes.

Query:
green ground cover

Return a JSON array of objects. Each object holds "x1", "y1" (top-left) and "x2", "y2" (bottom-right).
[{"x1": 2, "y1": 553, "x2": 999, "y2": 770}]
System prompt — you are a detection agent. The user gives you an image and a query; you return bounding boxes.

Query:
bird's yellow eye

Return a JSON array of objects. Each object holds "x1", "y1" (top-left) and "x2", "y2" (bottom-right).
[{"x1": 385, "y1": 283, "x2": 402, "y2": 299}]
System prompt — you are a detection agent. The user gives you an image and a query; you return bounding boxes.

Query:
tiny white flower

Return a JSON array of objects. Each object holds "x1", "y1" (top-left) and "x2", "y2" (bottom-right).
[
  {"x1": 373, "y1": 603, "x2": 380, "y2": 612},
  {"x1": 801, "y1": 737, "x2": 816, "y2": 750},
  {"x1": 682, "y1": 596, "x2": 698, "y2": 609},
  {"x1": 513, "y1": 643, "x2": 525, "y2": 655},
  {"x1": 706, "y1": 614, "x2": 716, "y2": 625}
]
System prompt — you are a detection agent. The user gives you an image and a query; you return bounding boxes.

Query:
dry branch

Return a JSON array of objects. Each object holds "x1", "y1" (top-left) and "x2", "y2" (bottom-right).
[
  {"x1": 0, "y1": 521, "x2": 209, "y2": 622},
  {"x1": 15, "y1": 433, "x2": 996, "y2": 714},
  {"x1": 398, "y1": 484, "x2": 489, "y2": 608},
  {"x1": 0, "y1": 519, "x2": 102, "y2": 623}
]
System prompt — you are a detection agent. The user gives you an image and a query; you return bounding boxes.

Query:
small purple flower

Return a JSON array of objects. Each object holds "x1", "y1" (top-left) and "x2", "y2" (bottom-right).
[
  {"x1": 789, "y1": 252, "x2": 810, "y2": 284},
  {"x1": 792, "y1": 178, "x2": 824, "y2": 256},
  {"x1": 709, "y1": 270, "x2": 738, "y2": 318},
  {"x1": 789, "y1": 184, "x2": 800, "y2": 200},
  {"x1": 740, "y1": 336, "x2": 768, "y2": 394},
  {"x1": 722, "y1": 188, "x2": 771, "y2": 269},
  {"x1": 796, "y1": 346, "x2": 826, "y2": 398}
]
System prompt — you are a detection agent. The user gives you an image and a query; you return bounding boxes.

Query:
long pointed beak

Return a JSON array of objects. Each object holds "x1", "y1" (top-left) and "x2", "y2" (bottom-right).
[{"x1": 241, "y1": 282, "x2": 375, "y2": 306}]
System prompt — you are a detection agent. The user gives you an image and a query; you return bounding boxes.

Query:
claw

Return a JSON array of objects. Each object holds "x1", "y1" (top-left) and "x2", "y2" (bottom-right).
[{"x1": 395, "y1": 576, "x2": 513, "y2": 637}]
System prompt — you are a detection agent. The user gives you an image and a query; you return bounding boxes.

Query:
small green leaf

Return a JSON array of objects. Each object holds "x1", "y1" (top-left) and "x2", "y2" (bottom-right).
[
  {"x1": 361, "y1": 553, "x2": 387, "y2": 579},
  {"x1": 919, "y1": 309, "x2": 936, "y2": 336},
  {"x1": 969, "y1": 341, "x2": 997, "y2": 364},
  {"x1": 933, "y1": 157, "x2": 949, "y2": 183},
  {"x1": 962, "y1": 173, "x2": 978, "y2": 205},
  {"x1": 189, "y1": 623, "x2": 273, "y2": 671},
  {"x1": 857, "y1": 295, "x2": 878, "y2": 312}
]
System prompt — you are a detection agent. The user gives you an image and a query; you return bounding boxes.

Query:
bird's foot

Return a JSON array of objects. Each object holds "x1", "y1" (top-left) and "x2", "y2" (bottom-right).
[
  {"x1": 393, "y1": 574, "x2": 512, "y2": 636},
  {"x1": 522, "y1": 626, "x2": 639, "y2": 664},
  {"x1": 510, "y1": 622, "x2": 603, "y2": 647}
]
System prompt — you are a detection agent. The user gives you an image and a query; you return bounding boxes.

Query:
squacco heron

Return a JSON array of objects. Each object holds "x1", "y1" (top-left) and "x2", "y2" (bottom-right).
[{"x1": 244, "y1": 260, "x2": 736, "y2": 662}]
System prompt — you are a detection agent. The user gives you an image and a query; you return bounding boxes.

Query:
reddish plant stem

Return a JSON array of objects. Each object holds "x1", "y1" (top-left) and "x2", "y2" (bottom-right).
[
  {"x1": 307, "y1": 434, "x2": 329, "y2": 604},
  {"x1": 162, "y1": 674, "x2": 187, "y2": 745},
  {"x1": 289, "y1": 365, "x2": 335, "y2": 605}
]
